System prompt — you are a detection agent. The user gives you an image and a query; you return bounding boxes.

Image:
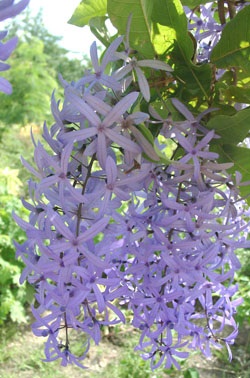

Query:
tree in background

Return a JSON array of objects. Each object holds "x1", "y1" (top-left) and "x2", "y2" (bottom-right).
[
  {"x1": 0, "y1": 38, "x2": 57, "y2": 125},
  {"x1": 0, "y1": 10, "x2": 90, "y2": 126},
  {"x1": 7, "y1": 9, "x2": 90, "y2": 83}
]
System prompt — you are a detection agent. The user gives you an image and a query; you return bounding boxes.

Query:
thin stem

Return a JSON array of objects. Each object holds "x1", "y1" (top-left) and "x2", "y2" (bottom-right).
[{"x1": 76, "y1": 154, "x2": 96, "y2": 238}]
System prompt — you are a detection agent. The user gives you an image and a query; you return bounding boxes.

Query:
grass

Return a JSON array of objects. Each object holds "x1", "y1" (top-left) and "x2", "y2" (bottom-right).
[{"x1": 0, "y1": 318, "x2": 249, "y2": 378}]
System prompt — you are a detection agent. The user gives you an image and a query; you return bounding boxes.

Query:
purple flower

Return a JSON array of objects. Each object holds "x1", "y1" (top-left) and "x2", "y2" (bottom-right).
[
  {"x1": 136, "y1": 332, "x2": 189, "y2": 370},
  {"x1": 115, "y1": 55, "x2": 172, "y2": 101},
  {"x1": 0, "y1": 0, "x2": 29, "y2": 21},
  {"x1": 13, "y1": 27, "x2": 249, "y2": 371},
  {"x1": 184, "y1": 3, "x2": 223, "y2": 62},
  {"x1": 177, "y1": 130, "x2": 218, "y2": 189},
  {"x1": 0, "y1": 0, "x2": 29, "y2": 94},
  {"x1": 61, "y1": 90, "x2": 141, "y2": 167},
  {"x1": 76, "y1": 36, "x2": 123, "y2": 91}
]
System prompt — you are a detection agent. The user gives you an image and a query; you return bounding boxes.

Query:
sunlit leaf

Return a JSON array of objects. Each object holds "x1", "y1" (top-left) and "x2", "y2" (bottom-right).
[
  {"x1": 68, "y1": 0, "x2": 107, "y2": 27},
  {"x1": 151, "y1": 0, "x2": 212, "y2": 102}
]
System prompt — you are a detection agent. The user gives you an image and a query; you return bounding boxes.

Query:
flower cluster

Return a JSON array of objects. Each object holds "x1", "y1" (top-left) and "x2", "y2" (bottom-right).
[
  {"x1": 184, "y1": 1, "x2": 249, "y2": 62},
  {"x1": 14, "y1": 33, "x2": 250, "y2": 371},
  {"x1": 0, "y1": 0, "x2": 29, "y2": 94}
]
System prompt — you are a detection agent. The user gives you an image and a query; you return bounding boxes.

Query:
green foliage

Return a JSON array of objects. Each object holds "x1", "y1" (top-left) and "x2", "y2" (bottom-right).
[
  {"x1": 8, "y1": 10, "x2": 89, "y2": 83},
  {"x1": 68, "y1": 0, "x2": 107, "y2": 27},
  {"x1": 151, "y1": 0, "x2": 212, "y2": 102},
  {"x1": 71, "y1": 0, "x2": 212, "y2": 102},
  {"x1": 0, "y1": 10, "x2": 90, "y2": 126},
  {"x1": 207, "y1": 107, "x2": 250, "y2": 145},
  {"x1": 211, "y1": 6, "x2": 250, "y2": 74},
  {"x1": 0, "y1": 169, "x2": 33, "y2": 325},
  {"x1": 68, "y1": 0, "x2": 250, "y2": 195},
  {"x1": 180, "y1": 0, "x2": 208, "y2": 5},
  {"x1": 0, "y1": 123, "x2": 41, "y2": 191},
  {"x1": 183, "y1": 368, "x2": 200, "y2": 378},
  {"x1": 234, "y1": 249, "x2": 250, "y2": 326},
  {"x1": 0, "y1": 9, "x2": 93, "y2": 326},
  {"x1": 0, "y1": 38, "x2": 56, "y2": 125},
  {"x1": 108, "y1": 0, "x2": 155, "y2": 57},
  {"x1": 211, "y1": 144, "x2": 250, "y2": 203}
]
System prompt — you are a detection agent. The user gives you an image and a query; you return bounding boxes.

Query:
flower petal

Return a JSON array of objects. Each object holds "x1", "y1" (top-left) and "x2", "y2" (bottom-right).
[
  {"x1": 103, "y1": 92, "x2": 139, "y2": 127},
  {"x1": 138, "y1": 59, "x2": 173, "y2": 71},
  {"x1": 135, "y1": 66, "x2": 150, "y2": 102}
]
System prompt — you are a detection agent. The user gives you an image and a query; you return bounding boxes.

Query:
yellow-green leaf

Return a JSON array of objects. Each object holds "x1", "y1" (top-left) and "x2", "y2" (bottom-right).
[{"x1": 68, "y1": 0, "x2": 107, "y2": 27}]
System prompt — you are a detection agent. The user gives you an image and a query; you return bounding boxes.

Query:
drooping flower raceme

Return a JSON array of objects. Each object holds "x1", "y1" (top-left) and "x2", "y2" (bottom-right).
[
  {"x1": 0, "y1": 0, "x2": 29, "y2": 94},
  {"x1": 14, "y1": 33, "x2": 250, "y2": 371}
]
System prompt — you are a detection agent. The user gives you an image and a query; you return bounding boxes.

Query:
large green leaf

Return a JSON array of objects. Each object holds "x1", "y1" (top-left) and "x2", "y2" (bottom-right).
[
  {"x1": 151, "y1": 0, "x2": 212, "y2": 102},
  {"x1": 212, "y1": 144, "x2": 250, "y2": 204},
  {"x1": 220, "y1": 86, "x2": 250, "y2": 104},
  {"x1": 210, "y1": 5, "x2": 250, "y2": 74},
  {"x1": 207, "y1": 107, "x2": 250, "y2": 145},
  {"x1": 68, "y1": 0, "x2": 107, "y2": 27},
  {"x1": 181, "y1": 0, "x2": 209, "y2": 6},
  {"x1": 152, "y1": 0, "x2": 193, "y2": 60},
  {"x1": 107, "y1": 0, "x2": 155, "y2": 58},
  {"x1": 151, "y1": 21, "x2": 176, "y2": 56}
]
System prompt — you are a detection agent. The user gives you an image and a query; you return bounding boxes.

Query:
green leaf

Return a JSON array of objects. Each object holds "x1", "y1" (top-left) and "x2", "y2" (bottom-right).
[
  {"x1": 212, "y1": 144, "x2": 250, "y2": 204},
  {"x1": 181, "y1": 0, "x2": 208, "y2": 6},
  {"x1": 152, "y1": 0, "x2": 193, "y2": 59},
  {"x1": 151, "y1": 22, "x2": 175, "y2": 56},
  {"x1": 10, "y1": 301, "x2": 27, "y2": 324},
  {"x1": 107, "y1": 0, "x2": 155, "y2": 58},
  {"x1": 68, "y1": 0, "x2": 107, "y2": 27},
  {"x1": 210, "y1": 6, "x2": 250, "y2": 74},
  {"x1": 207, "y1": 107, "x2": 250, "y2": 145},
  {"x1": 137, "y1": 123, "x2": 155, "y2": 145},
  {"x1": 183, "y1": 367, "x2": 200, "y2": 378},
  {"x1": 151, "y1": 0, "x2": 212, "y2": 102},
  {"x1": 89, "y1": 16, "x2": 111, "y2": 46},
  {"x1": 221, "y1": 85, "x2": 250, "y2": 104}
]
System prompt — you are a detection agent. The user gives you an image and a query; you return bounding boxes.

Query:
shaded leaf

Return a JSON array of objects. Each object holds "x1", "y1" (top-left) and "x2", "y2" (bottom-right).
[
  {"x1": 212, "y1": 144, "x2": 250, "y2": 204},
  {"x1": 221, "y1": 85, "x2": 250, "y2": 104},
  {"x1": 210, "y1": 6, "x2": 250, "y2": 74},
  {"x1": 68, "y1": 0, "x2": 107, "y2": 27},
  {"x1": 89, "y1": 16, "x2": 111, "y2": 47},
  {"x1": 208, "y1": 107, "x2": 250, "y2": 145},
  {"x1": 181, "y1": 0, "x2": 208, "y2": 6},
  {"x1": 183, "y1": 367, "x2": 200, "y2": 378}
]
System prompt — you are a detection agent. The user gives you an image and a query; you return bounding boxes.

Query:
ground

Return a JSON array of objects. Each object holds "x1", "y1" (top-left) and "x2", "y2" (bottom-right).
[{"x1": 0, "y1": 320, "x2": 249, "y2": 378}]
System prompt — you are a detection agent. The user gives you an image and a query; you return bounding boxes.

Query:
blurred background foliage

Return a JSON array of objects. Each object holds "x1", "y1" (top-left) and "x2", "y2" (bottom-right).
[{"x1": 0, "y1": 9, "x2": 91, "y2": 328}]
